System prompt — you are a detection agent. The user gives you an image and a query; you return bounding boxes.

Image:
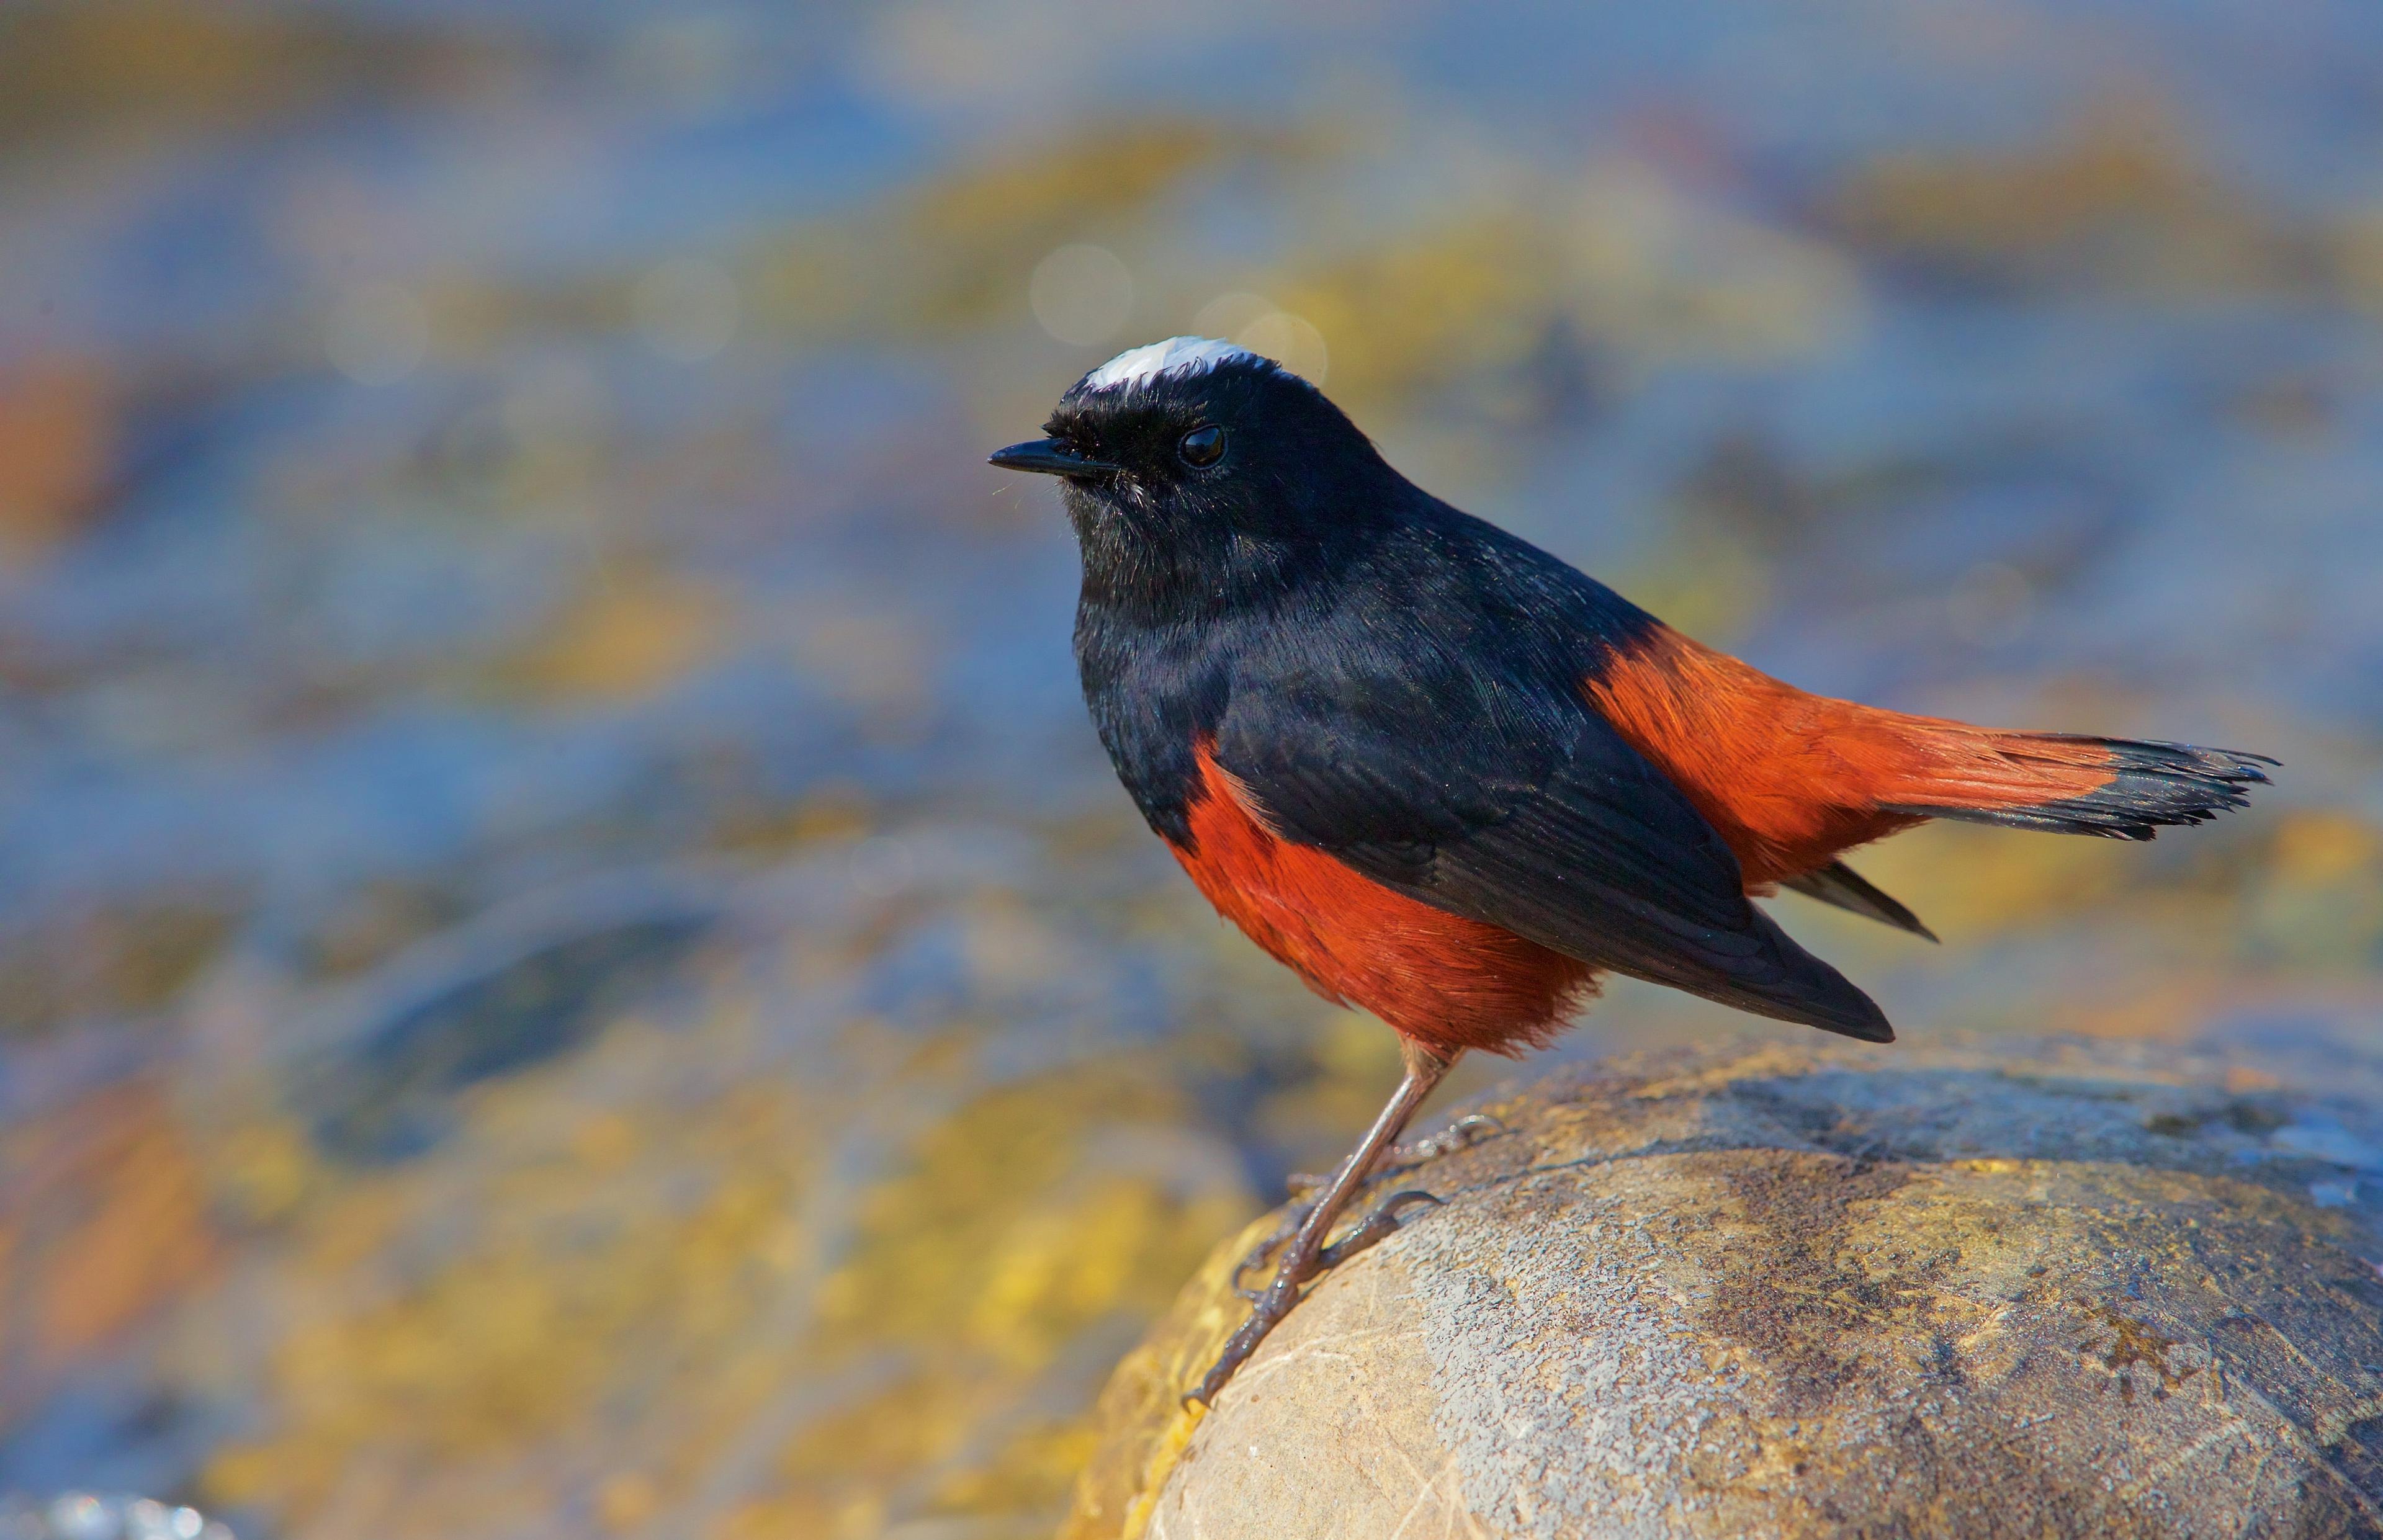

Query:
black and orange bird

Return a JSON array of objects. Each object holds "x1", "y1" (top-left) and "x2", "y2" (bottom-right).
[{"x1": 990, "y1": 336, "x2": 2271, "y2": 1405}]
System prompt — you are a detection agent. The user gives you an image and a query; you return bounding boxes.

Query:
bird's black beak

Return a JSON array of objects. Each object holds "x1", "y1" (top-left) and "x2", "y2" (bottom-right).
[{"x1": 987, "y1": 438, "x2": 1120, "y2": 478}]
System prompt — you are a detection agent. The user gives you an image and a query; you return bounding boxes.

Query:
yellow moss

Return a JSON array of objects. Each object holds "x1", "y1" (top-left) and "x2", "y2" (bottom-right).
[
  {"x1": 811, "y1": 1066, "x2": 1232, "y2": 1357},
  {"x1": 902, "y1": 121, "x2": 1237, "y2": 258},
  {"x1": 208, "y1": 1116, "x2": 318, "y2": 1225},
  {"x1": 202, "y1": 1021, "x2": 1254, "y2": 1539},
  {"x1": 2268, "y1": 809, "x2": 2382, "y2": 886},
  {"x1": 754, "y1": 119, "x2": 1278, "y2": 339},
  {"x1": 779, "y1": 1371, "x2": 981, "y2": 1487},
  {"x1": 931, "y1": 1417, "x2": 1102, "y2": 1518},
  {"x1": 0, "y1": 2, "x2": 497, "y2": 148},
  {"x1": 595, "y1": 1471, "x2": 659, "y2": 1533},
  {"x1": 2247, "y1": 808, "x2": 2383, "y2": 966},
  {"x1": 201, "y1": 1071, "x2": 821, "y2": 1524},
  {"x1": 712, "y1": 1492, "x2": 840, "y2": 1540},
  {"x1": 1829, "y1": 103, "x2": 2292, "y2": 292},
  {"x1": 709, "y1": 781, "x2": 877, "y2": 856},
  {"x1": 1058, "y1": 1215, "x2": 1281, "y2": 1540},
  {"x1": 1852, "y1": 820, "x2": 2125, "y2": 938},
  {"x1": 1262, "y1": 215, "x2": 1558, "y2": 407},
  {"x1": 1115, "y1": 1404, "x2": 1208, "y2": 1540},
  {"x1": 492, "y1": 565, "x2": 729, "y2": 702},
  {"x1": 971, "y1": 1184, "x2": 1144, "y2": 1364},
  {"x1": 1312, "y1": 1010, "x2": 1402, "y2": 1085},
  {"x1": 566, "y1": 1109, "x2": 642, "y2": 1171}
]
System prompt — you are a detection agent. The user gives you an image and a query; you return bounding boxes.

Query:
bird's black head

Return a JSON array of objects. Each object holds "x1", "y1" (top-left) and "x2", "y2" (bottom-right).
[{"x1": 989, "y1": 338, "x2": 1401, "y2": 612}]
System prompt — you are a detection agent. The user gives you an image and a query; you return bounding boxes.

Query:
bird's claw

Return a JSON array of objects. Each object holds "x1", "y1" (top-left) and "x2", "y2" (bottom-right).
[
  {"x1": 1285, "y1": 1112, "x2": 1506, "y2": 1194},
  {"x1": 1318, "y1": 1189, "x2": 1441, "y2": 1269},
  {"x1": 1187, "y1": 1050, "x2": 1461, "y2": 1408},
  {"x1": 1229, "y1": 1199, "x2": 1314, "y2": 1301},
  {"x1": 1387, "y1": 1112, "x2": 1505, "y2": 1168},
  {"x1": 1189, "y1": 1188, "x2": 1445, "y2": 1407}
]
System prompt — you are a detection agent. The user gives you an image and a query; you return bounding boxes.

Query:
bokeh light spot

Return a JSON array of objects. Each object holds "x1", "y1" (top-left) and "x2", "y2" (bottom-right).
[
  {"x1": 1185, "y1": 293, "x2": 1329, "y2": 383},
  {"x1": 1030, "y1": 243, "x2": 1134, "y2": 346},
  {"x1": 1236, "y1": 310, "x2": 1329, "y2": 384},
  {"x1": 1190, "y1": 291, "x2": 1275, "y2": 340},
  {"x1": 48, "y1": 1495, "x2": 105, "y2": 1539}
]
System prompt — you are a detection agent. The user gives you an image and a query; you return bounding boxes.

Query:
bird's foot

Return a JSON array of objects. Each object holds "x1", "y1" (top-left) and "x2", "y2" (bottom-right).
[
  {"x1": 1192, "y1": 1188, "x2": 1443, "y2": 1406},
  {"x1": 1190, "y1": 1043, "x2": 1458, "y2": 1408},
  {"x1": 1283, "y1": 1113, "x2": 1504, "y2": 1193},
  {"x1": 1191, "y1": 1287, "x2": 1293, "y2": 1408},
  {"x1": 1383, "y1": 1112, "x2": 1505, "y2": 1172},
  {"x1": 1193, "y1": 1240, "x2": 1324, "y2": 1407},
  {"x1": 1230, "y1": 1198, "x2": 1314, "y2": 1302},
  {"x1": 1317, "y1": 1188, "x2": 1441, "y2": 1269}
]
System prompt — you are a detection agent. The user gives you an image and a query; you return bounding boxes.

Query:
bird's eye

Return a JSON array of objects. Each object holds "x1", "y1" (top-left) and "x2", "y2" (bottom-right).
[{"x1": 1177, "y1": 425, "x2": 1226, "y2": 468}]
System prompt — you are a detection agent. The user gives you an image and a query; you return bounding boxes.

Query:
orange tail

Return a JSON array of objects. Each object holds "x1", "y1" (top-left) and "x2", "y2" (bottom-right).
[{"x1": 1587, "y1": 625, "x2": 2272, "y2": 888}]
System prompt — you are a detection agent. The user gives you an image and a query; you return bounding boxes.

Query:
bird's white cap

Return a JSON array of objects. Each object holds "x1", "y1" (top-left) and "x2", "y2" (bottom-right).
[{"x1": 1078, "y1": 336, "x2": 1271, "y2": 394}]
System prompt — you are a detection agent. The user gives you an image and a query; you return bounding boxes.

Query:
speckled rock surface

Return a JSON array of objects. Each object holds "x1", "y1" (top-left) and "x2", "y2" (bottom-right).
[{"x1": 1062, "y1": 1037, "x2": 2383, "y2": 1539}]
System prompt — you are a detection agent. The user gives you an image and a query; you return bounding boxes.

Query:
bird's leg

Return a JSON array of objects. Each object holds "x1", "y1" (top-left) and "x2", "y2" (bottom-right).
[
  {"x1": 1247, "y1": 1075, "x2": 1492, "y2": 1299},
  {"x1": 1190, "y1": 1041, "x2": 1454, "y2": 1407},
  {"x1": 1229, "y1": 1198, "x2": 1316, "y2": 1302},
  {"x1": 1280, "y1": 1110, "x2": 1504, "y2": 1194},
  {"x1": 1242, "y1": 1114, "x2": 1494, "y2": 1299}
]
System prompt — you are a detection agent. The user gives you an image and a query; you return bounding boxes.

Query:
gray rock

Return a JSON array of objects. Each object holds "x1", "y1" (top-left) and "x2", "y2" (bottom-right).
[{"x1": 1063, "y1": 1036, "x2": 2383, "y2": 1539}]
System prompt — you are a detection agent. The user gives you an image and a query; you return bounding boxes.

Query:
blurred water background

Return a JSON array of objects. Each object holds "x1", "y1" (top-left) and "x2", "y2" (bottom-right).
[{"x1": 1, "y1": 2, "x2": 2380, "y2": 1536}]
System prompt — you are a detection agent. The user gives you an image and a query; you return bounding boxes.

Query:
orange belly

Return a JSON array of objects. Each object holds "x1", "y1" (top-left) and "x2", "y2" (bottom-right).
[{"x1": 1168, "y1": 745, "x2": 1595, "y2": 1057}]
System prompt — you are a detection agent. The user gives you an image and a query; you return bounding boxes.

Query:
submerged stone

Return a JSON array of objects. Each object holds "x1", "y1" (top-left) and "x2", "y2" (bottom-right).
[{"x1": 1064, "y1": 1036, "x2": 2383, "y2": 1539}]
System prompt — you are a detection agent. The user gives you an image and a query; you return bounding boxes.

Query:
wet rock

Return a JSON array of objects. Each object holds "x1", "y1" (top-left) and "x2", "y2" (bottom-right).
[
  {"x1": 302, "y1": 899, "x2": 716, "y2": 1162},
  {"x1": 1064, "y1": 1037, "x2": 2383, "y2": 1539}
]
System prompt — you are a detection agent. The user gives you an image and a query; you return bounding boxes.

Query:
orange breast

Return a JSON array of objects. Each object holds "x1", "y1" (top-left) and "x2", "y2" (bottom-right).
[{"x1": 1167, "y1": 745, "x2": 1595, "y2": 1058}]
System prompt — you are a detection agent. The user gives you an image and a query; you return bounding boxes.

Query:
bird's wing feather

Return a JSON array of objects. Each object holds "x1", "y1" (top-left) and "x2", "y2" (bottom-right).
[
  {"x1": 1780, "y1": 861, "x2": 1939, "y2": 941},
  {"x1": 1213, "y1": 678, "x2": 1893, "y2": 1041}
]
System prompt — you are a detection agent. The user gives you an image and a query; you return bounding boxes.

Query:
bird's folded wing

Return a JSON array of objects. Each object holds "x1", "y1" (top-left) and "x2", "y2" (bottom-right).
[{"x1": 1214, "y1": 692, "x2": 1892, "y2": 1041}]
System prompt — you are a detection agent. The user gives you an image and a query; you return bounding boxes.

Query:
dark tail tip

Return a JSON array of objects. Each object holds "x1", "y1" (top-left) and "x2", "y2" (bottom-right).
[{"x1": 1885, "y1": 736, "x2": 2274, "y2": 842}]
